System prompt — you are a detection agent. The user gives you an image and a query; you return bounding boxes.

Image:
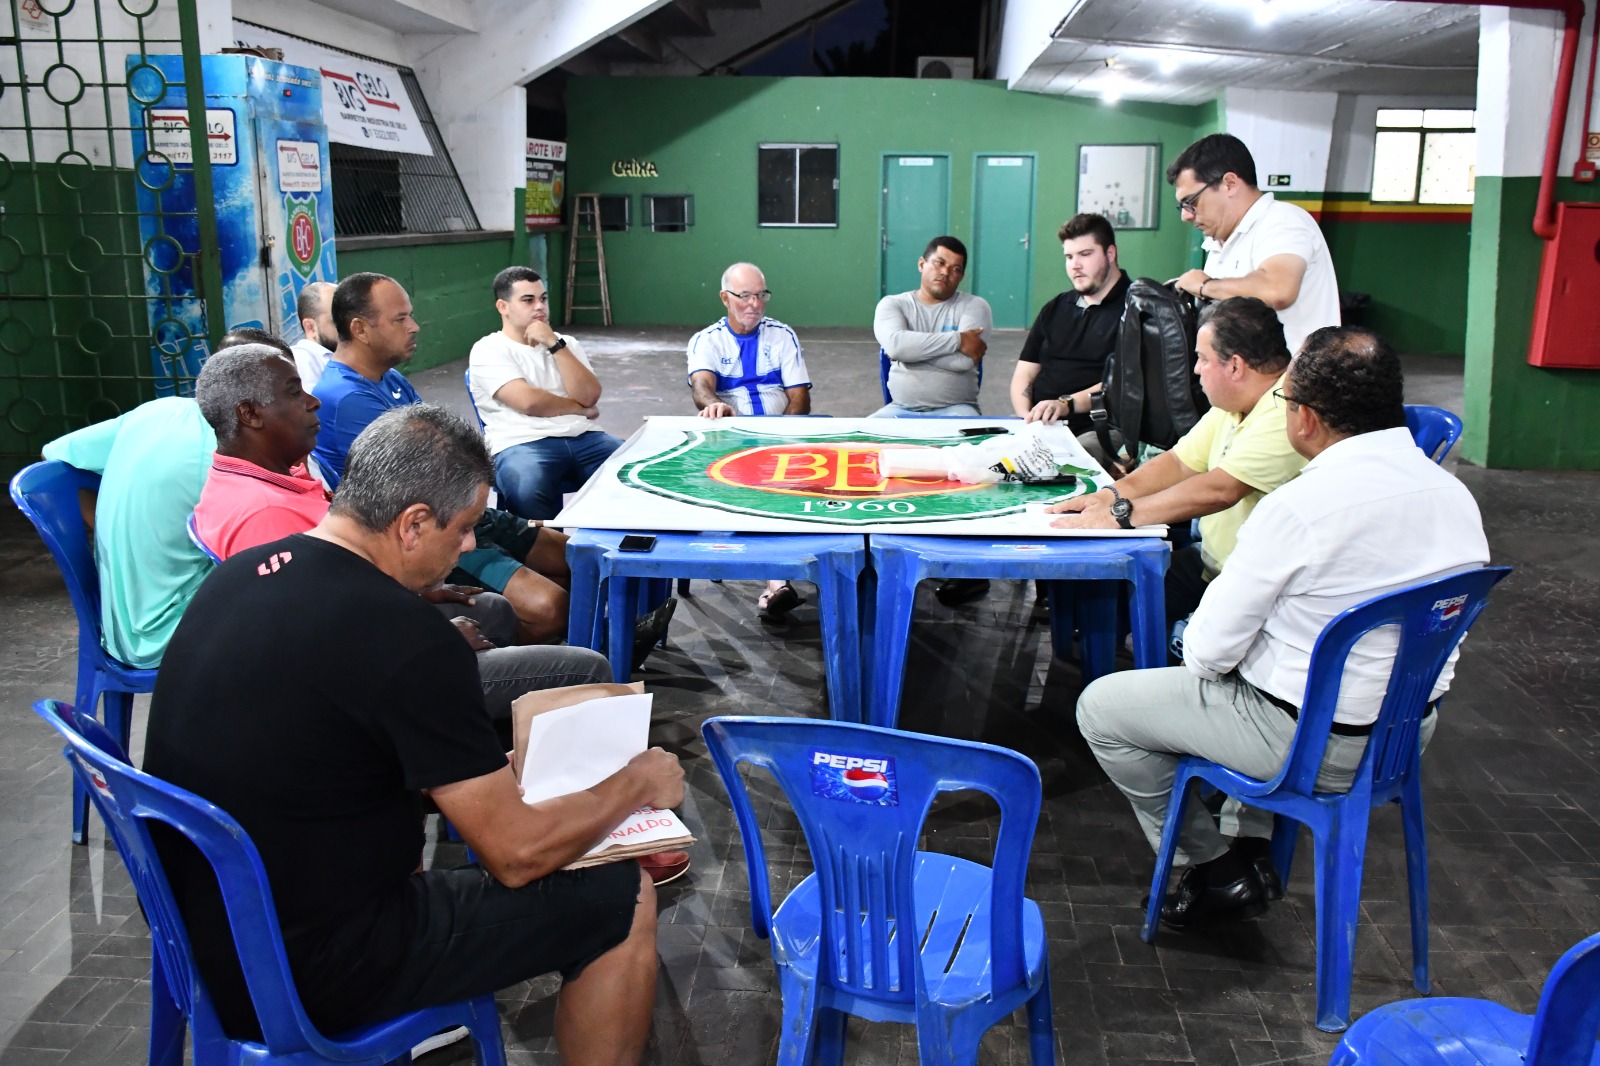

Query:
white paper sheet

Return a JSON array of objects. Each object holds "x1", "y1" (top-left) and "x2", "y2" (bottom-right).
[{"x1": 517, "y1": 693, "x2": 652, "y2": 804}]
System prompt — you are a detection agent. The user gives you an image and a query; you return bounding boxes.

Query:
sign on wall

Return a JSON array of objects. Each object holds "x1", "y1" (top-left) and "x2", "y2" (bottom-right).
[
  {"x1": 231, "y1": 23, "x2": 435, "y2": 157},
  {"x1": 526, "y1": 139, "x2": 566, "y2": 228}
]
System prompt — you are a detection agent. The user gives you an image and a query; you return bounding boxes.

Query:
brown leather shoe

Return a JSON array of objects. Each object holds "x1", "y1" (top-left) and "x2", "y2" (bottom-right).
[{"x1": 639, "y1": 850, "x2": 691, "y2": 885}]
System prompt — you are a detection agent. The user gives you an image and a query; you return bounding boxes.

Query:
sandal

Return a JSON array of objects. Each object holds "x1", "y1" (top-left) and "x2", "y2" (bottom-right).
[{"x1": 757, "y1": 582, "x2": 805, "y2": 620}]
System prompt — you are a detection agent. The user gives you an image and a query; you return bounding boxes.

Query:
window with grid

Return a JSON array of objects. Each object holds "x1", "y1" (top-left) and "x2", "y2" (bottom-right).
[
  {"x1": 758, "y1": 144, "x2": 839, "y2": 226},
  {"x1": 1371, "y1": 109, "x2": 1476, "y2": 205}
]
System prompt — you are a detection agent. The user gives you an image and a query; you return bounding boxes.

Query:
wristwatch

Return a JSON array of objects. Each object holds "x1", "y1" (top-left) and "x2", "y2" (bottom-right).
[
  {"x1": 1108, "y1": 486, "x2": 1135, "y2": 529},
  {"x1": 547, "y1": 336, "x2": 568, "y2": 353},
  {"x1": 1057, "y1": 394, "x2": 1077, "y2": 415}
]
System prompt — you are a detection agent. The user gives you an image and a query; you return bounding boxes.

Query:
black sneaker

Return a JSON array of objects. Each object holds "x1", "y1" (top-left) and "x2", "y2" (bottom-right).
[{"x1": 630, "y1": 597, "x2": 677, "y2": 672}]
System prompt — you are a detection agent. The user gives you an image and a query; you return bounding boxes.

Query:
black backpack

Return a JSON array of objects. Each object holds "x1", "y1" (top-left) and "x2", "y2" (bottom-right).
[{"x1": 1090, "y1": 278, "x2": 1207, "y2": 469}]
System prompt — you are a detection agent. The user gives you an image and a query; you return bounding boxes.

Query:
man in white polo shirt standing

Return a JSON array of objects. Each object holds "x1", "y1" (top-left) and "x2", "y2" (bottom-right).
[
  {"x1": 1166, "y1": 134, "x2": 1340, "y2": 356},
  {"x1": 468, "y1": 266, "x2": 624, "y2": 520}
]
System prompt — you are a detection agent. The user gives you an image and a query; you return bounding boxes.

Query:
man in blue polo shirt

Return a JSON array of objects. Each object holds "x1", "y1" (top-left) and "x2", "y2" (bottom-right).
[{"x1": 686, "y1": 261, "x2": 812, "y2": 619}]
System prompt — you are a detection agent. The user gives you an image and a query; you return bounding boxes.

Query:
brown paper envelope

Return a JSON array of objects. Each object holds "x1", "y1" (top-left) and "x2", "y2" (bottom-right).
[{"x1": 510, "y1": 681, "x2": 646, "y2": 780}]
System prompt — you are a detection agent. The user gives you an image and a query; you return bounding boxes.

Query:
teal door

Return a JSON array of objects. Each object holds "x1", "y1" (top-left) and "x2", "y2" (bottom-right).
[
  {"x1": 880, "y1": 155, "x2": 950, "y2": 298},
  {"x1": 972, "y1": 154, "x2": 1036, "y2": 328}
]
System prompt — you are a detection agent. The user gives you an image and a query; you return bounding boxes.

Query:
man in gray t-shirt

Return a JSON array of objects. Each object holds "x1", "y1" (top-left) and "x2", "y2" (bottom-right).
[{"x1": 871, "y1": 236, "x2": 994, "y2": 417}]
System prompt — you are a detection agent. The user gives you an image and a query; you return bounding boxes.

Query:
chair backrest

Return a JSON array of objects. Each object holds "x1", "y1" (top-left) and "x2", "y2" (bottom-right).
[
  {"x1": 1525, "y1": 931, "x2": 1600, "y2": 1066},
  {"x1": 10, "y1": 461, "x2": 106, "y2": 641},
  {"x1": 1403, "y1": 405, "x2": 1464, "y2": 465},
  {"x1": 32, "y1": 698, "x2": 341, "y2": 1057},
  {"x1": 702, "y1": 716, "x2": 1041, "y2": 1004},
  {"x1": 1274, "y1": 567, "x2": 1511, "y2": 798},
  {"x1": 185, "y1": 513, "x2": 223, "y2": 565},
  {"x1": 878, "y1": 348, "x2": 982, "y2": 407},
  {"x1": 464, "y1": 367, "x2": 487, "y2": 432}
]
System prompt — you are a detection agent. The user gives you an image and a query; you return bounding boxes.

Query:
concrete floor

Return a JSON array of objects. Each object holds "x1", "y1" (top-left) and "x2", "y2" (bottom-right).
[{"x1": 4, "y1": 325, "x2": 1600, "y2": 1065}]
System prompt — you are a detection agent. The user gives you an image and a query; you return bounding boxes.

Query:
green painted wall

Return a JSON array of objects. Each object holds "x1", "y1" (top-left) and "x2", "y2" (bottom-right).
[
  {"x1": 340, "y1": 233, "x2": 516, "y2": 373},
  {"x1": 564, "y1": 77, "x2": 1211, "y2": 326},
  {"x1": 1319, "y1": 204, "x2": 1471, "y2": 356},
  {"x1": 1464, "y1": 175, "x2": 1600, "y2": 469}
]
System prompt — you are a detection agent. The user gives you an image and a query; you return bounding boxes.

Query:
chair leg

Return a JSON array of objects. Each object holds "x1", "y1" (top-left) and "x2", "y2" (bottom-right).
[
  {"x1": 606, "y1": 576, "x2": 636, "y2": 681},
  {"x1": 775, "y1": 967, "x2": 829, "y2": 1066},
  {"x1": 1399, "y1": 776, "x2": 1431, "y2": 994},
  {"x1": 915, "y1": 1003, "x2": 984, "y2": 1066},
  {"x1": 1311, "y1": 803, "x2": 1372, "y2": 1033},
  {"x1": 1141, "y1": 771, "x2": 1197, "y2": 942},
  {"x1": 868, "y1": 551, "x2": 921, "y2": 729},
  {"x1": 468, "y1": 995, "x2": 509, "y2": 1066},
  {"x1": 676, "y1": 577, "x2": 691, "y2": 598},
  {"x1": 814, "y1": 555, "x2": 864, "y2": 724},
  {"x1": 1076, "y1": 580, "x2": 1118, "y2": 682},
  {"x1": 148, "y1": 956, "x2": 186, "y2": 1066},
  {"x1": 1025, "y1": 960, "x2": 1057, "y2": 1065},
  {"x1": 1271, "y1": 814, "x2": 1300, "y2": 893},
  {"x1": 567, "y1": 548, "x2": 603, "y2": 652}
]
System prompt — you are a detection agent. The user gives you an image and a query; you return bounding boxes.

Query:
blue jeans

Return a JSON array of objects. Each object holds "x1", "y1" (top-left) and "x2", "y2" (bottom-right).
[
  {"x1": 869, "y1": 402, "x2": 982, "y2": 418},
  {"x1": 494, "y1": 431, "x2": 623, "y2": 520}
]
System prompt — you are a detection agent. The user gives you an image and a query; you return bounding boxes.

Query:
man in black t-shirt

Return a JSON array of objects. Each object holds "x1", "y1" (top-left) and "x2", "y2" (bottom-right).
[
  {"x1": 144, "y1": 404, "x2": 682, "y2": 1061},
  {"x1": 1009, "y1": 213, "x2": 1132, "y2": 438}
]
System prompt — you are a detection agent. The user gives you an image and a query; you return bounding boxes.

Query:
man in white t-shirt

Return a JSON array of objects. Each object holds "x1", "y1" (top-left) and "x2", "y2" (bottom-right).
[
  {"x1": 290, "y1": 281, "x2": 337, "y2": 391},
  {"x1": 1166, "y1": 134, "x2": 1340, "y2": 355},
  {"x1": 468, "y1": 267, "x2": 624, "y2": 520}
]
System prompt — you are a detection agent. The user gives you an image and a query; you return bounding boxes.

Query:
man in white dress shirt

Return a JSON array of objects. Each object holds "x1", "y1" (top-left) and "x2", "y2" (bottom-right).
[
  {"x1": 1166, "y1": 134, "x2": 1340, "y2": 356},
  {"x1": 468, "y1": 267, "x2": 623, "y2": 521},
  {"x1": 1076, "y1": 326, "x2": 1488, "y2": 928}
]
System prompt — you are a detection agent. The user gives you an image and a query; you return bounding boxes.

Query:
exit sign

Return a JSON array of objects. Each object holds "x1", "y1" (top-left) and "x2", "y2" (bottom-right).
[{"x1": 1268, "y1": 174, "x2": 1292, "y2": 187}]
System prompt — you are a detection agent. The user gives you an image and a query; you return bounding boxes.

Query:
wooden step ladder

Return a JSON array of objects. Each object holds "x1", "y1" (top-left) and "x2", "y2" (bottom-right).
[{"x1": 564, "y1": 193, "x2": 613, "y2": 326}]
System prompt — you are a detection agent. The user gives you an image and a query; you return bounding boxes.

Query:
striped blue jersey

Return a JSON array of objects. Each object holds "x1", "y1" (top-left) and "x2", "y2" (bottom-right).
[{"x1": 686, "y1": 317, "x2": 811, "y2": 416}]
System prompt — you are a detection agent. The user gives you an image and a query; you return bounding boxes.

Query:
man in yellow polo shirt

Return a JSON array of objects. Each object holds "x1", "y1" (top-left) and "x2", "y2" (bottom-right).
[{"x1": 1048, "y1": 296, "x2": 1305, "y2": 629}]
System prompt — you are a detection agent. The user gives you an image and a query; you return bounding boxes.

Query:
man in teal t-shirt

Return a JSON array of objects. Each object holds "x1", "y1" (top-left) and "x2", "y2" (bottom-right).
[{"x1": 41, "y1": 396, "x2": 216, "y2": 668}]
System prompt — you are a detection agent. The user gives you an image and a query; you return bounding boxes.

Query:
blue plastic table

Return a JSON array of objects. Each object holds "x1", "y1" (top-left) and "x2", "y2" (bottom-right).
[
  {"x1": 867, "y1": 534, "x2": 1171, "y2": 729},
  {"x1": 567, "y1": 529, "x2": 870, "y2": 722}
]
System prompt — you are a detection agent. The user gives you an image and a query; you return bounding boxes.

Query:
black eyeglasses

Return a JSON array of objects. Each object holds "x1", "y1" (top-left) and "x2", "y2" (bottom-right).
[
  {"x1": 722, "y1": 289, "x2": 772, "y2": 302},
  {"x1": 1176, "y1": 181, "x2": 1215, "y2": 216},
  {"x1": 1272, "y1": 387, "x2": 1318, "y2": 413}
]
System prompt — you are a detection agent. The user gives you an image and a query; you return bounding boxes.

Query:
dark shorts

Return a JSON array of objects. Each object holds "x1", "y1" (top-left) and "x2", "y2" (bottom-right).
[{"x1": 356, "y1": 859, "x2": 641, "y2": 1028}]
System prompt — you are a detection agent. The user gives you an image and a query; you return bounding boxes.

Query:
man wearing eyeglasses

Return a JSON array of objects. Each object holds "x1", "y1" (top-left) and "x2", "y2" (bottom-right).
[
  {"x1": 1166, "y1": 134, "x2": 1340, "y2": 356},
  {"x1": 468, "y1": 266, "x2": 624, "y2": 521},
  {"x1": 686, "y1": 262, "x2": 813, "y2": 619},
  {"x1": 1076, "y1": 327, "x2": 1486, "y2": 929},
  {"x1": 1048, "y1": 298, "x2": 1306, "y2": 631}
]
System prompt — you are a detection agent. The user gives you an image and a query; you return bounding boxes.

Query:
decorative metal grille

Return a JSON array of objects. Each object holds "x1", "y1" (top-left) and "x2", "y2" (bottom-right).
[{"x1": 0, "y1": 0, "x2": 220, "y2": 479}]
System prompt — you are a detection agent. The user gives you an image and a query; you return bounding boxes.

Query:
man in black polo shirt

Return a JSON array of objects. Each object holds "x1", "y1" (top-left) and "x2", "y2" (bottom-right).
[
  {"x1": 144, "y1": 403, "x2": 681, "y2": 1061},
  {"x1": 1009, "y1": 213, "x2": 1132, "y2": 439}
]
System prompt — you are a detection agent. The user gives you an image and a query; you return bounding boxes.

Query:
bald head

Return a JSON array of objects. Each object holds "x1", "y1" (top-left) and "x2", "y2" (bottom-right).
[{"x1": 719, "y1": 263, "x2": 769, "y2": 335}]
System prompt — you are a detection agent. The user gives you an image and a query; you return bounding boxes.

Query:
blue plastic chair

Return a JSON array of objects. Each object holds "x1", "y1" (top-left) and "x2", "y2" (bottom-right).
[
  {"x1": 33, "y1": 698, "x2": 508, "y2": 1066},
  {"x1": 1140, "y1": 566, "x2": 1512, "y2": 1032},
  {"x1": 702, "y1": 716, "x2": 1055, "y2": 1064},
  {"x1": 464, "y1": 367, "x2": 487, "y2": 432},
  {"x1": 185, "y1": 512, "x2": 223, "y2": 565},
  {"x1": 11, "y1": 461, "x2": 161, "y2": 844},
  {"x1": 567, "y1": 530, "x2": 868, "y2": 720},
  {"x1": 879, "y1": 348, "x2": 983, "y2": 407},
  {"x1": 1403, "y1": 405, "x2": 1464, "y2": 465},
  {"x1": 1327, "y1": 929, "x2": 1600, "y2": 1066},
  {"x1": 868, "y1": 534, "x2": 1170, "y2": 728}
]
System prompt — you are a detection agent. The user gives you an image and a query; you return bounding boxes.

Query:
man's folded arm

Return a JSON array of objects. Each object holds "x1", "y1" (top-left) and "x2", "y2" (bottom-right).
[{"x1": 873, "y1": 298, "x2": 961, "y2": 363}]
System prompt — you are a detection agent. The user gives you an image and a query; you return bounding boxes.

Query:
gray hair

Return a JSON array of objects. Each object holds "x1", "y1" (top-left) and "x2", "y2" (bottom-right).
[
  {"x1": 195, "y1": 344, "x2": 290, "y2": 446},
  {"x1": 720, "y1": 262, "x2": 764, "y2": 292},
  {"x1": 331, "y1": 404, "x2": 493, "y2": 533}
]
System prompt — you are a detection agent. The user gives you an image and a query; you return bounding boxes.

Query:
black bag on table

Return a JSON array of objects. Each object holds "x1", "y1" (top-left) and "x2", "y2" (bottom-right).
[{"x1": 1090, "y1": 278, "x2": 1208, "y2": 471}]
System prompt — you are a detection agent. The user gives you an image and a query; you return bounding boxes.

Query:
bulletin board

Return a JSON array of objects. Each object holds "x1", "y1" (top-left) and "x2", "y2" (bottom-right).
[{"x1": 1077, "y1": 143, "x2": 1161, "y2": 230}]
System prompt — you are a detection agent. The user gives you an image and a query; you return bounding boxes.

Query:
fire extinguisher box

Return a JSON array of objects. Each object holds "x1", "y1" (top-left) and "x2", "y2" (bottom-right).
[
  {"x1": 1528, "y1": 201, "x2": 1600, "y2": 368},
  {"x1": 126, "y1": 54, "x2": 338, "y2": 386}
]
